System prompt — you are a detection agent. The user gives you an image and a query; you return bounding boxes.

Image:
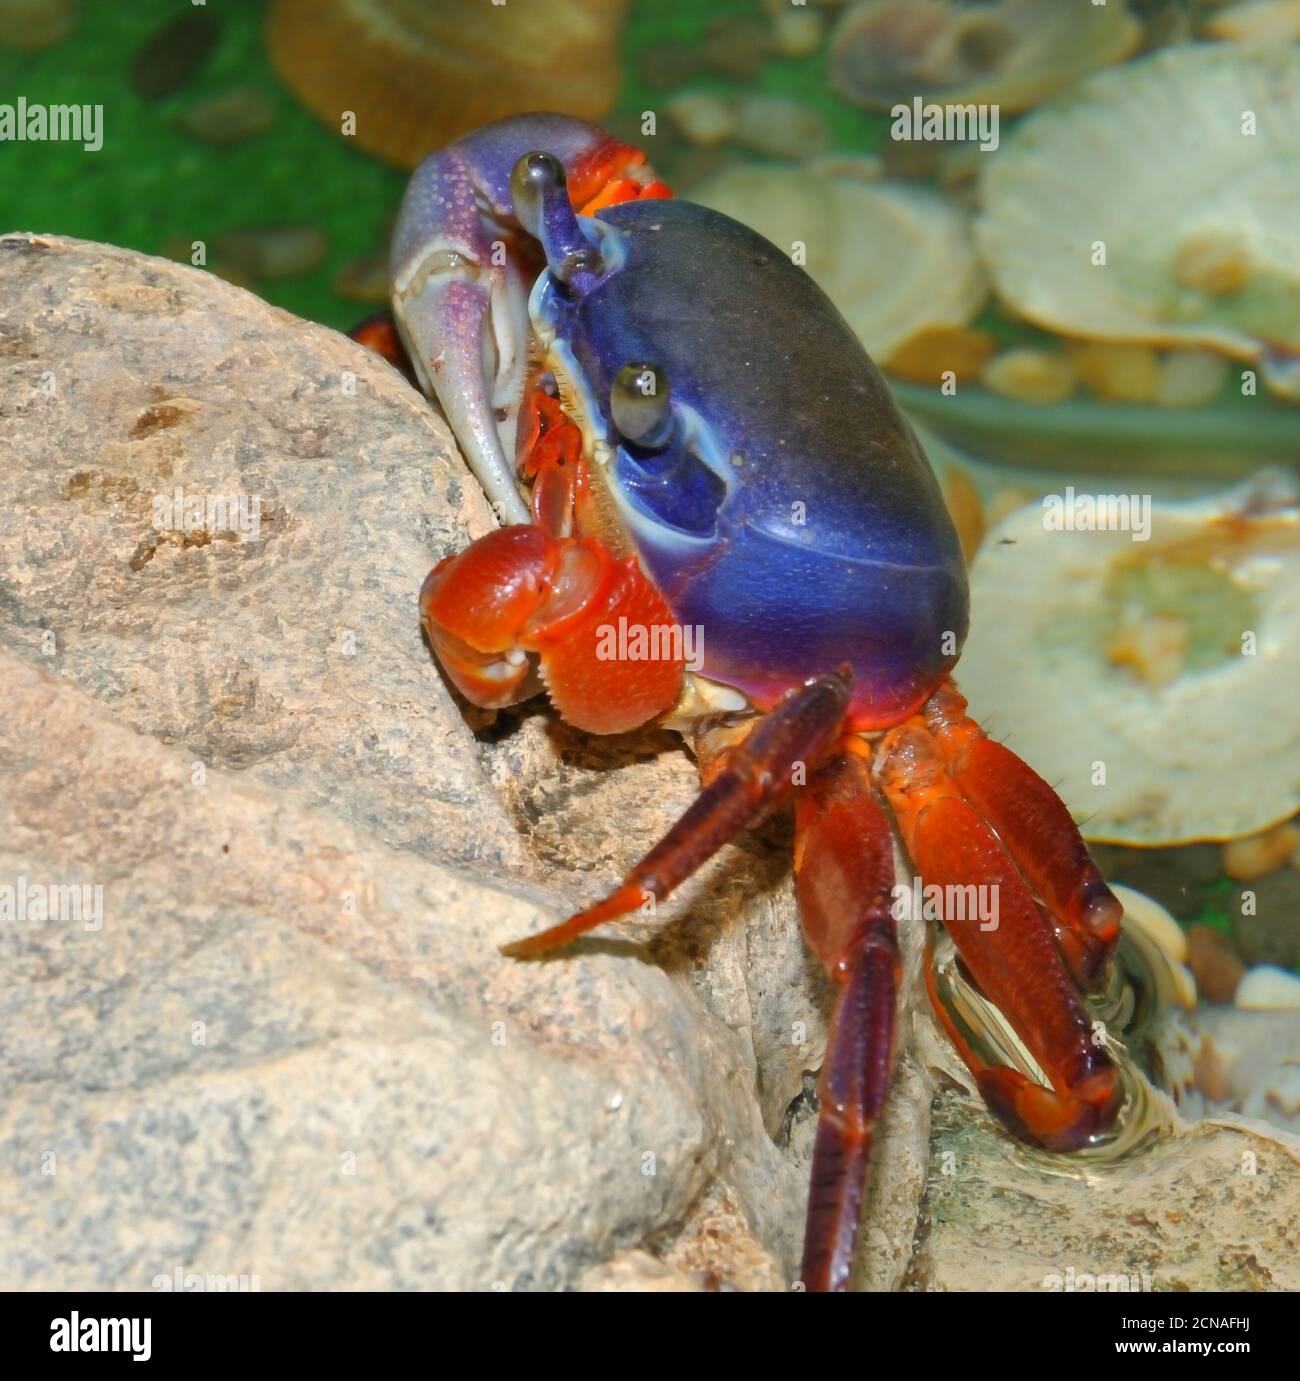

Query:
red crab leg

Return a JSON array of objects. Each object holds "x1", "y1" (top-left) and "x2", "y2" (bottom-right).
[
  {"x1": 876, "y1": 702, "x2": 1122, "y2": 1152},
  {"x1": 500, "y1": 668, "x2": 852, "y2": 959},
  {"x1": 920, "y1": 683, "x2": 1121, "y2": 989},
  {"x1": 793, "y1": 746, "x2": 899, "y2": 1293},
  {"x1": 419, "y1": 525, "x2": 684, "y2": 735}
]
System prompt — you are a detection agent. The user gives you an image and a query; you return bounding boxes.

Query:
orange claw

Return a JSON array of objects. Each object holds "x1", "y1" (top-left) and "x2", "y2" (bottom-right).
[{"x1": 420, "y1": 525, "x2": 684, "y2": 736}]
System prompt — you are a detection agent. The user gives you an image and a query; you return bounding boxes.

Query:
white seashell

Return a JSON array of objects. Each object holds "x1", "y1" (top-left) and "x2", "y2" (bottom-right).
[
  {"x1": 978, "y1": 46, "x2": 1300, "y2": 360},
  {"x1": 958, "y1": 474, "x2": 1300, "y2": 845},
  {"x1": 829, "y1": 0, "x2": 1140, "y2": 115},
  {"x1": 1111, "y1": 883, "x2": 1188, "y2": 963}
]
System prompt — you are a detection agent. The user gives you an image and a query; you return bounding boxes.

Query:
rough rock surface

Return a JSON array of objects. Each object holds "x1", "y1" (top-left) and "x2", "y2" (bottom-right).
[
  {"x1": 2, "y1": 234, "x2": 1296, "y2": 1292},
  {"x1": 0, "y1": 234, "x2": 935, "y2": 1290}
]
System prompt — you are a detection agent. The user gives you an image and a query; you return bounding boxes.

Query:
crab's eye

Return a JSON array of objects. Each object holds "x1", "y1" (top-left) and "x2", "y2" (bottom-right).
[
  {"x1": 510, "y1": 151, "x2": 565, "y2": 240},
  {"x1": 611, "y1": 362, "x2": 673, "y2": 450}
]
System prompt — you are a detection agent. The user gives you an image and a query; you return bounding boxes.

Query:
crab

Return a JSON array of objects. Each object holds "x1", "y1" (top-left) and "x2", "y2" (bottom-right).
[{"x1": 374, "y1": 113, "x2": 1126, "y2": 1292}]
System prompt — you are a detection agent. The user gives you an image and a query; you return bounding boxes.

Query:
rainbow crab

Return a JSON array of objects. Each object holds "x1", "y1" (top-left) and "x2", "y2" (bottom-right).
[{"x1": 378, "y1": 114, "x2": 1125, "y2": 1291}]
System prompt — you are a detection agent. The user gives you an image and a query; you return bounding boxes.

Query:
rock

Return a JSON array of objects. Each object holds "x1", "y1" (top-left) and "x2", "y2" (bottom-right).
[
  {"x1": 1223, "y1": 821, "x2": 1300, "y2": 883},
  {"x1": 1185, "y1": 923, "x2": 1245, "y2": 1005},
  {"x1": 1237, "y1": 966, "x2": 1300, "y2": 1012},
  {"x1": 213, "y1": 225, "x2": 330, "y2": 282},
  {"x1": 129, "y1": 11, "x2": 219, "y2": 101},
  {"x1": 0, "y1": 234, "x2": 930, "y2": 1290},
  {"x1": 915, "y1": 1085, "x2": 1300, "y2": 1291},
  {"x1": 1093, "y1": 843, "x2": 1224, "y2": 921},
  {"x1": 769, "y1": 8, "x2": 825, "y2": 59},
  {"x1": 665, "y1": 91, "x2": 737, "y2": 148},
  {"x1": 1231, "y1": 871, "x2": 1300, "y2": 969},
  {"x1": 733, "y1": 95, "x2": 831, "y2": 160},
  {"x1": 174, "y1": 87, "x2": 276, "y2": 145}
]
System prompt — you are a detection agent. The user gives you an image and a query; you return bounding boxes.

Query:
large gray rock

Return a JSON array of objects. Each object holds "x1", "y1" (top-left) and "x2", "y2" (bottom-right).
[{"x1": 2, "y1": 234, "x2": 1295, "y2": 1292}]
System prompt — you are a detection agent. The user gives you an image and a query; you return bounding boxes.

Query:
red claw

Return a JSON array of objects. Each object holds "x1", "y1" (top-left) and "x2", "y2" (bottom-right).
[{"x1": 420, "y1": 525, "x2": 684, "y2": 737}]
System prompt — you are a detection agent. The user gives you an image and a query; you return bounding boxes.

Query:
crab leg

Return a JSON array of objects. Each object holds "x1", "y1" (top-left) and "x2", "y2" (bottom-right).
[
  {"x1": 500, "y1": 668, "x2": 852, "y2": 958},
  {"x1": 390, "y1": 114, "x2": 669, "y2": 525},
  {"x1": 876, "y1": 695, "x2": 1122, "y2": 1152},
  {"x1": 793, "y1": 747, "x2": 900, "y2": 1293},
  {"x1": 920, "y1": 684, "x2": 1121, "y2": 990}
]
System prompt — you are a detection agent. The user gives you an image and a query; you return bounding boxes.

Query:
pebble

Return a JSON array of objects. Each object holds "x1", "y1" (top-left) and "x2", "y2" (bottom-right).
[
  {"x1": 174, "y1": 87, "x2": 274, "y2": 145},
  {"x1": 333, "y1": 252, "x2": 390, "y2": 305},
  {"x1": 1205, "y1": 0, "x2": 1300, "y2": 43},
  {"x1": 804, "y1": 153, "x2": 882, "y2": 183},
  {"x1": 1068, "y1": 342, "x2": 1162, "y2": 404},
  {"x1": 699, "y1": 19, "x2": 769, "y2": 81},
  {"x1": 734, "y1": 94, "x2": 830, "y2": 160},
  {"x1": 1185, "y1": 923, "x2": 1246, "y2": 1005},
  {"x1": 665, "y1": 91, "x2": 736, "y2": 148},
  {"x1": 887, "y1": 325, "x2": 998, "y2": 387},
  {"x1": 1154, "y1": 349, "x2": 1229, "y2": 408},
  {"x1": 769, "y1": 8, "x2": 825, "y2": 57},
  {"x1": 214, "y1": 226, "x2": 329, "y2": 282},
  {"x1": 639, "y1": 42, "x2": 701, "y2": 91},
  {"x1": 130, "y1": 11, "x2": 220, "y2": 102},
  {"x1": 1231, "y1": 870, "x2": 1300, "y2": 969},
  {"x1": 980, "y1": 348, "x2": 1076, "y2": 404},
  {"x1": 1236, "y1": 965, "x2": 1300, "y2": 1011},
  {"x1": 1222, "y1": 820, "x2": 1299, "y2": 882}
]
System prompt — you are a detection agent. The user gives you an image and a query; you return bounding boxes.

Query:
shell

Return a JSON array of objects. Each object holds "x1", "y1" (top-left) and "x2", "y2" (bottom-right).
[
  {"x1": 0, "y1": 0, "x2": 76, "y2": 51},
  {"x1": 265, "y1": 0, "x2": 628, "y2": 170},
  {"x1": 829, "y1": 0, "x2": 1140, "y2": 114},
  {"x1": 957, "y1": 474, "x2": 1300, "y2": 846},
  {"x1": 978, "y1": 45, "x2": 1300, "y2": 360},
  {"x1": 692, "y1": 164, "x2": 986, "y2": 363}
]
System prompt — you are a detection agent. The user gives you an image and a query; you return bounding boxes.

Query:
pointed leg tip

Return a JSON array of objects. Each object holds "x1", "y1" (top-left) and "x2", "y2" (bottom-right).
[{"x1": 498, "y1": 937, "x2": 538, "y2": 960}]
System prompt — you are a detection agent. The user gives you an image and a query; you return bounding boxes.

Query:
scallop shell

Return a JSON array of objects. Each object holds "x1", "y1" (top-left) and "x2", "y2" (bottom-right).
[
  {"x1": 957, "y1": 474, "x2": 1300, "y2": 846},
  {"x1": 265, "y1": 0, "x2": 628, "y2": 170},
  {"x1": 692, "y1": 164, "x2": 986, "y2": 364},
  {"x1": 829, "y1": 0, "x2": 1140, "y2": 114},
  {"x1": 978, "y1": 45, "x2": 1300, "y2": 359}
]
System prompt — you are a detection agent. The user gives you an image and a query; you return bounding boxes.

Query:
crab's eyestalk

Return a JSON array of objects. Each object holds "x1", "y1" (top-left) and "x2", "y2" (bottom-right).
[
  {"x1": 611, "y1": 362, "x2": 674, "y2": 451},
  {"x1": 510, "y1": 151, "x2": 604, "y2": 285}
]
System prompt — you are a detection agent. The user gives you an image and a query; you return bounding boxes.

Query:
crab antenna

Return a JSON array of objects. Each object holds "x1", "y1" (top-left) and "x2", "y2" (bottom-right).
[{"x1": 510, "y1": 152, "x2": 604, "y2": 285}]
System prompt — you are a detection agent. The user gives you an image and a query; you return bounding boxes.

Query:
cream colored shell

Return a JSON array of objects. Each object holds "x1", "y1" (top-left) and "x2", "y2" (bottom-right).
[
  {"x1": 693, "y1": 164, "x2": 986, "y2": 363},
  {"x1": 977, "y1": 45, "x2": 1300, "y2": 357},
  {"x1": 957, "y1": 477, "x2": 1300, "y2": 845},
  {"x1": 829, "y1": 0, "x2": 1140, "y2": 115}
]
